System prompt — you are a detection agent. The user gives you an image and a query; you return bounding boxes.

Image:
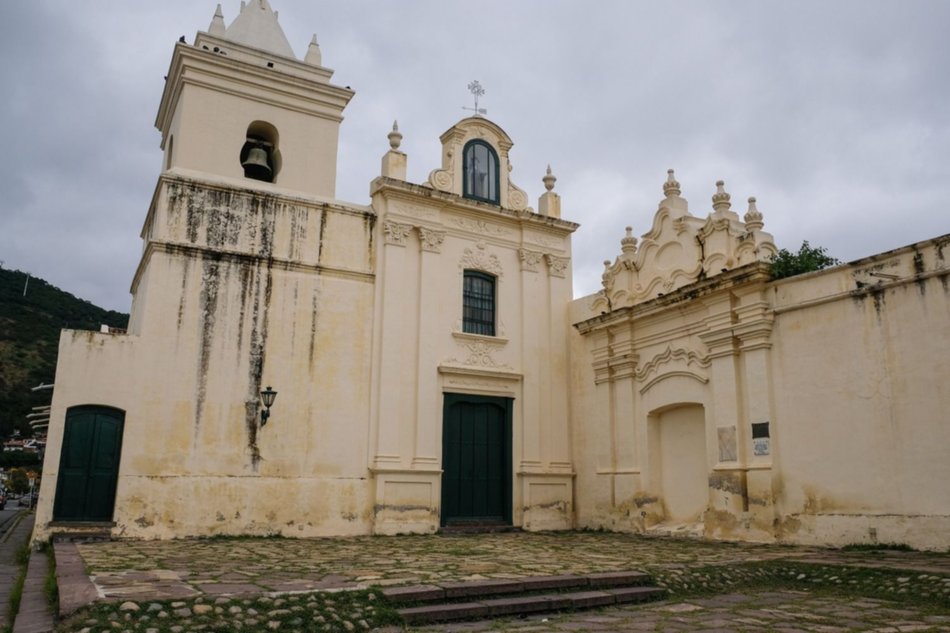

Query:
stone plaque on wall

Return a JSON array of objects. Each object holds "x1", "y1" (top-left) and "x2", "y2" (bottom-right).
[{"x1": 717, "y1": 426, "x2": 737, "y2": 462}]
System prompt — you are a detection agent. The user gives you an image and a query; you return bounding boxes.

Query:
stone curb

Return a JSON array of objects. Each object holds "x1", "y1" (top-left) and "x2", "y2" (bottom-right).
[{"x1": 54, "y1": 541, "x2": 99, "y2": 617}]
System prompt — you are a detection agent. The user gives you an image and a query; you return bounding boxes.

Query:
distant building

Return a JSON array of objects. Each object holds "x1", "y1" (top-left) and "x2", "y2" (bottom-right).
[{"x1": 35, "y1": 1, "x2": 949, "y2": 550}]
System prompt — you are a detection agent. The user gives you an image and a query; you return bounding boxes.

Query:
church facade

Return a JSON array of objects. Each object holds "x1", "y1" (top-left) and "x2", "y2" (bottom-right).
[{"x1": 35, "y1": 1, "x2": 949, "y2": 550}]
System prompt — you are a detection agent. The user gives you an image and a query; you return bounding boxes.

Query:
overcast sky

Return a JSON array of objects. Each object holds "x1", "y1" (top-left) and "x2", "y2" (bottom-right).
[{"x1": 2, "y1": 1, "x2": 948, "y2": 312}]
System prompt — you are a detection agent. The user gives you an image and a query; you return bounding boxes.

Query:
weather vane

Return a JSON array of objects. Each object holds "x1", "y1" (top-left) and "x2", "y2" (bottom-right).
[{"x1": 463, "y1": 80, "x2": 487, "y2": 117}]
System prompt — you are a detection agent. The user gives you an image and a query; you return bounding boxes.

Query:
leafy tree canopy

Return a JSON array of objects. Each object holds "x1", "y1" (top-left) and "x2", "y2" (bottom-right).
[
  {"x1": 0, "y1": 452, "x2": 42, "y2": 470},
  {"x1": 770, "y1": 241, "x2": 840, "y2": 280},
  {"x1": 0, "y1": 266, "x2": 129, "y2": 440},
  {"x1": 6, "y1": 468, "x2": 30, "y2": 495}
]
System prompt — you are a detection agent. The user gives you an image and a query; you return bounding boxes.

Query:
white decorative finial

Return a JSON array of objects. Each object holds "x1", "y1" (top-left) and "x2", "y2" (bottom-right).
[
  {"x1": 304, "y1": 34, "x2": 322, "y2": 66},
  {"x1": 388, "y1": 120, "x2": 403, "y2": 151},
  {"x1": 209, "y1": 4, "x2": 226, "y2": 36},
  {"x1": 712, "y1": 180, "x2": 732, "y2": 213},
  {"x1": 663, "y1": 169, "x2": 681, "y2": 197},
  {"x1": 621, "y1": 226, "x2": 638, "y2": 254},
  {"x1": 543, "y1": 165, "x2": 557, "y2": 191},
  {"x1": 463, "y1": 80, "x2": 487, "y2": 117},
  {"x1": 744, "y1": 196, "x2": 764, "y2": 230}
]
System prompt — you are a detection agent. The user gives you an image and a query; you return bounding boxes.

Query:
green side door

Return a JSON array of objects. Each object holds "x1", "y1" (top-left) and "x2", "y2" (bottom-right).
[
  {"x1": 53, "y1": 406, "x2": 125, "y2": 522},
  {"x1": 441, "y1": 394, "x2": 512, "y2": 526}
]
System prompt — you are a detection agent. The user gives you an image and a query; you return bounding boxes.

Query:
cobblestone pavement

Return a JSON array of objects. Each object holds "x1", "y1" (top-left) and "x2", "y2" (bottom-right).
[
  {"x1": 52, "y1": 533, "x2": 950, "y2": 632},
  {"x1": 397, "y1": 591, "x2": 950, "y2": 632},
  {"x1": 75, "y1": 532, "x2": 950, "y2": 601}
]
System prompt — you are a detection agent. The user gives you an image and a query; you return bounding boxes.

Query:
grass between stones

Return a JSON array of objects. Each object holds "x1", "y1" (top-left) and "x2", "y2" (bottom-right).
[
  {"x1": 45, "y1": 542, "x2": 59, "y2": 609},
  {"x1": 3, "y1": 540, "x2": 31, "y2": 633},
  {"x1": 54, "y1": 589, "x2": 401, "y2": 633},
  {"x1": 653, "y1": 560, "x2": 950, "y2": 612}
]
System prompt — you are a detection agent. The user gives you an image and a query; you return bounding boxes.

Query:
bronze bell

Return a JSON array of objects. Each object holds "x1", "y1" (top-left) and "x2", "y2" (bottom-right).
[{"x1": 242, "y1": 146, "x2": 272, "y2": 181}]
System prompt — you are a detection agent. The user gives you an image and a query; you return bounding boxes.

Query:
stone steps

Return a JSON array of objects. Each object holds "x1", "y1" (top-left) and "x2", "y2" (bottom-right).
[
  {"x1": 49, "y1": 521, "x2": 114, "y2": 543},
  {"x1": 440, "y1": 522, "x2": 522, "y2": 534},
  {"x1": 383, "y1": 571, "x2": 666, "y2": 625}
]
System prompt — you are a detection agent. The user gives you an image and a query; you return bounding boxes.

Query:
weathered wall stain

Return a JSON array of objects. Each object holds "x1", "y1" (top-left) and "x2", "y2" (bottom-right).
[
  {"x1": 912, "y1": 249, "x2": 926, "y2": 296},
  {"x1": 709, "y1": 471, "x2": 745, "y2": 496},
  {"x1": 176, "y1": 255, "x2": 190, "y2": 330},
  {"x1": 242, "y1": 197, "x2": 277, "y2": 470},
  {"x1": 174, "y1": 182, "x2": 283, "y2": 468},
  {"x1": 317, "y1": 206, "x2": 327, "y2": 264},
  {"x1": 365, "y1": 214, "x2": 376, "y2": 271},
  {"x1": 235, "y1": 264, "x2": 252, "y2": 358},
  {"x1": 288, "y1": 206, "x2": 308, "y2": 261},
  {"x1": 194, "y1": 255, "x2": 221, "y2": 436}
]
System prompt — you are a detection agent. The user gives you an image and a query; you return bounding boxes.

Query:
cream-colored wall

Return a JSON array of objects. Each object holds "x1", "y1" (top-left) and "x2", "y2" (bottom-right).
[
  {"x1": 156, "y1": 37, "x2": 353, "y2": 199},
  {"x1": 168, "y1": 84, "x2": 342, "y2": 197},
  {"x1": 767, "y1": 239, "x2": 950, "y2": 549},
  {"x1": 368, "y1": 127, "x2": 578, "y2": 533},
  {"x1": 35, "y1": 176, "x2": 377, "y2": 541},
  {"x1": 651, "y1": 405, "x2": 708, "y2": 522},
  {"x1": 570, "y1": 234, "x2": 950, "y2": 550}
]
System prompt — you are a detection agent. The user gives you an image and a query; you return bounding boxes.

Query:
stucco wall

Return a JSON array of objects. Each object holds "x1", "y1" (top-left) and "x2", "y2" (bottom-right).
[
  {"x1": 368, "y1": 156, "x2": 578, "y2": 534},
  {"x1": 767, "y1": 238, "x2": 950, "y2": 549},
  {"x1": 35, "y1": 177, "x2": 377, "y2": 540},
  {"x1": 570, "y1": 236, "x2": 950, "y2": 550}
]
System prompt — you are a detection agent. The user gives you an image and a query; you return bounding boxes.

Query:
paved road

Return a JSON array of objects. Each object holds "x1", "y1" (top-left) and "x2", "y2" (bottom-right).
[{"x1": 0, "y1": 503, "x2": 23, "y2": 530}]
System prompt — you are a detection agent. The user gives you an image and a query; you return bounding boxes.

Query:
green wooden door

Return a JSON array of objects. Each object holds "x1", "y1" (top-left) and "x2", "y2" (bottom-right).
[
  {"x1": 53, "y1": 406, "x2": 124, "y2": 522},
  {"x1": 441, "y1": 394, "x2": 512, "y2": 526}
]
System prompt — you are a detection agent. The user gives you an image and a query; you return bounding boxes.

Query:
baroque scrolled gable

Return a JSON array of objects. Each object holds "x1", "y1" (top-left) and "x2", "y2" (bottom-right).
[
  {"x1": 427, "y1": 117, "x2": 531, "y2": 212},
  {"x1": 591, "y1": 170, "x2": 777, "y2": 312}
]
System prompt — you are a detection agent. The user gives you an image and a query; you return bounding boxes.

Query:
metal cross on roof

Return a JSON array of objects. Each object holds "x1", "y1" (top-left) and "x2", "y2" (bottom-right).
[{"x1": 463, "y1": 80, "x2": 487, "y2": 117}]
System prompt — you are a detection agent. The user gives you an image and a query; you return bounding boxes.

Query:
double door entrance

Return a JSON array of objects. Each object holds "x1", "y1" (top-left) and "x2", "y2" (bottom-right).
[
  {"x1": 440, "y1": 394, "x2": 512, "y2": 527},
  {"x1": 53, "y1": 406, "x2": 124, "y2": 522}
]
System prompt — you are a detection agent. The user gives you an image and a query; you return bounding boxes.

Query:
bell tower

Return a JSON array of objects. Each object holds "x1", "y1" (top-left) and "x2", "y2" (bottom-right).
[{"x1": 155, "y1": 0, "x2": 353, "y2": 197}]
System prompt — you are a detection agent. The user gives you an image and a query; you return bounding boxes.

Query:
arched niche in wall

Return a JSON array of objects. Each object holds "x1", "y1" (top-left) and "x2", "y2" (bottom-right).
[{"x1": 240, "y1": 121, "x2": 282, "y2": 183}]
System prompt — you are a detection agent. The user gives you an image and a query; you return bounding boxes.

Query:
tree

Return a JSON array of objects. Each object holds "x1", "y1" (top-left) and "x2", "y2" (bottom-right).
[
  {"x1": 0, "y1": 451, "x2": 41, "y2": 470},
  {"x1": 6, "y1": 468, "x2": 30, "y2": 495},
  {"x1": 770, "y1": 241, "x2": 840, "y2": 280}
]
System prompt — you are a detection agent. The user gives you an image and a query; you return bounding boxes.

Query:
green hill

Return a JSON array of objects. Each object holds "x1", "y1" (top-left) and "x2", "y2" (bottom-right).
[{"x1": 0, "y1": 267, "x2": 129, "y2": 439}]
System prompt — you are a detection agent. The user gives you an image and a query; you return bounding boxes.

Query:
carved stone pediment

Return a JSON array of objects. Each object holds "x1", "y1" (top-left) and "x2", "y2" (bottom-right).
[
  {"x1": 460, "y1": 242, "x2": 503, "y2": 277},
  {"x1": 598, "y1": 172, "x2": 777, "y2": 309}
]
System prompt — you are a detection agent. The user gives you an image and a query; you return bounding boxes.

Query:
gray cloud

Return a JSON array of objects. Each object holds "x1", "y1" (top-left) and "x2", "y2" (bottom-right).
[{"x1": 2, "y1": 1, "x2": 948, "y2": 310}]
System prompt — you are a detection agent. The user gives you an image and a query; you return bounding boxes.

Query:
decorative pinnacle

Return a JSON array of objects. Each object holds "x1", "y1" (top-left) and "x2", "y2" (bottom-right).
[
  {"x1": 621, "y1": 226, "x2": 638, "y2": 253},
  {"x1": 663, "y1": 169, "x2": 681, "y2": 197},
  {"x1": 744, "y1": 196, "x2": 764, "y2": 230},
  {"x1": 209, "y1": 4, "x2": 226, "y2": 36},
  {"x1": 712, "y1": 180, "x2": 732, "y2": 213},
  {"x1": 304, "y1": 34, "x2": 322, "y2": 66},
  {"x1": 543, "y1": 165, "x2": 557, "y2": 191},
  {"x1": 388, "y1": 120, "x2": 402, "y2": 151}
]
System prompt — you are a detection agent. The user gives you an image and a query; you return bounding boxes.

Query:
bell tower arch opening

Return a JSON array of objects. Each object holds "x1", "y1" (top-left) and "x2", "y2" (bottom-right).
[{"x1": 240, "y1": 121, "x2": 281, "y2": 183}]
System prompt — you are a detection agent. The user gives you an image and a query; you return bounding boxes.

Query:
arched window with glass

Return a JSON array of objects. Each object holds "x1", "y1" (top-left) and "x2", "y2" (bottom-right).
[
  {"x1": 462, "y1": 270, "x2": 496, "y2": 336},
  {"x1": 463, "y1": 140, "x2": 500, "y2": 204}
]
